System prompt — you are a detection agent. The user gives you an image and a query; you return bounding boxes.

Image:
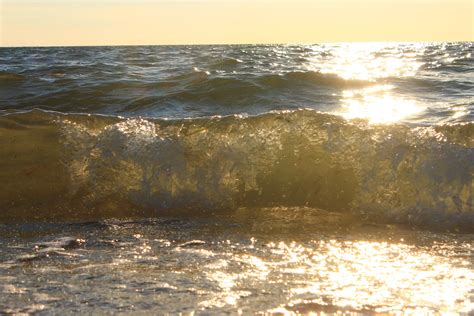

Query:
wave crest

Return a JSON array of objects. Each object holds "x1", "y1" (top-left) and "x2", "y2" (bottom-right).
[{"x1": 0, "y1": 110, "x2": 472, "y2": 230}]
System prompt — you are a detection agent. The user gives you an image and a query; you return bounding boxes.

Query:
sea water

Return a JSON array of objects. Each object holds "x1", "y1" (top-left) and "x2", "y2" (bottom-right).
[{"x1": 0, "y1": 43, "x2": 473, "y2": 314}]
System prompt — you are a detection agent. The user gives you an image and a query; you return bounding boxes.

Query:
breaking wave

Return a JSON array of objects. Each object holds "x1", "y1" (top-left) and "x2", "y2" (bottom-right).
[{"x1": 0, "y1": 109, "x2": 472, "y2": 231}]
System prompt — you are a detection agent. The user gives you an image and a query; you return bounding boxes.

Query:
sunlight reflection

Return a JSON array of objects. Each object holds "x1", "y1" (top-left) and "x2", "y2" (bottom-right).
[
  {"x1": 310, "y1": 42, "x2": 423, "y2": 81},
  {"x1": 198, "y1": 239, "x2": 473, "y2": 313},
  {"x1": 449, "y1": 105, "x2": 469, "y2": 121},
  {"x1": 305, "y1": 42, "x2": 427, "y2": 124},
  {"x1": 265, "y1": 240, "x2": 474, "y2": 314},
  {"x1": 337, "y1": 85, "x2": 424, "y2": 124}
]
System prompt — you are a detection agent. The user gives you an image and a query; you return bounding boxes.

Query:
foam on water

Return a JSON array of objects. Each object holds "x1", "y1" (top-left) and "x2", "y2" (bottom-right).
[{"x1": 0, "y1": 109, "x2": 472, "y2": 230}]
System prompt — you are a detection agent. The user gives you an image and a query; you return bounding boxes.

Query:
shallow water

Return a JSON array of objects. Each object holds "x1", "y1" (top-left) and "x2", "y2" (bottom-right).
[
  {"x1": 1, "y1": 209, "x2": 473, "y2": 314},
  {"x1": 0, "y1": 43, "x2": 473, "y2": 314}
]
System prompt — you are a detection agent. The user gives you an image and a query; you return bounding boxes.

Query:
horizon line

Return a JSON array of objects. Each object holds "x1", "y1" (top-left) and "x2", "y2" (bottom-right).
[{"x1": 1, "y1": 40, "x2": 472, "y2": 49}]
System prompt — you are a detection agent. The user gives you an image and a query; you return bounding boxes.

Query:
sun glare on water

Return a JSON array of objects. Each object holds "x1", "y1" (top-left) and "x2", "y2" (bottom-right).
[
  {"x1": 339, "y1": 85, "x2": 424, "y2": 124},
  {"x1": 198, "y1": 240, "x2": 473, "y2": 313},
  {"x1": 310, "y1": 43, "x2": 425, "y2": 124},
  {"x1": 316, "y1": 42, "x2": 423, "y2": 81}
]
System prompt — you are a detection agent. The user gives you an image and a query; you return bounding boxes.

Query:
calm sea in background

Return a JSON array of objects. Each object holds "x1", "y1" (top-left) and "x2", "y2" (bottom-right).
[{"x1": 0, "y1": 43, "x2": 473, "y2": 314}]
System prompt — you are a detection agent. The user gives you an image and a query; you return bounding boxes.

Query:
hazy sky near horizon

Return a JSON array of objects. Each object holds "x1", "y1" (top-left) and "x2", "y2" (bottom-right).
[{"x1": 1, "y1": 0, "x2": 473, "y2": 46}]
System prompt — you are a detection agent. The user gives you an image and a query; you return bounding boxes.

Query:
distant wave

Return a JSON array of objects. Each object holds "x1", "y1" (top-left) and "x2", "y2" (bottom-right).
[
  {"x1": 256, "y1": 71, "x2": 370, "y2": 88},
  {"x1": 0, "y1": 109, "x2": 472, "y2": 231},
  {"x1": 1, "y1": 70, "x2": 372, "y2": 113},
  {"x1": 208, "y1": 57, "x2": 243, "y2": 69},
  {"x1": 0, "y1": 71, "x2": 25, "y2": 84}
]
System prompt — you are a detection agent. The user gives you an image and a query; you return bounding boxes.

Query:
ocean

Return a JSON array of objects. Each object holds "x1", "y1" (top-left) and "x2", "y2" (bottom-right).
[{"x1": 0, "y1": 43, "x2": 473, "y2": 314}]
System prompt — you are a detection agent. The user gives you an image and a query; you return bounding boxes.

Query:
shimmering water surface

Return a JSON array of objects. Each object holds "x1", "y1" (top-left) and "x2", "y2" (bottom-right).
[
  {"x1": 1, "y1": 43, "x2": 473, "y2": 123},
  {"x1": 0, "y1": 43, "x2": 473, "y2": 314},
  {"x1": 1, "y1": 212, "x2": 474, "y2": 314}
]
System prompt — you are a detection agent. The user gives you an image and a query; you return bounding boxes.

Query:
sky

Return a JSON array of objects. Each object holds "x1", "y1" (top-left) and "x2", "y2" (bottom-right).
[{"x1": 1, "y1": 0, "x2": 473, "y2": 46}]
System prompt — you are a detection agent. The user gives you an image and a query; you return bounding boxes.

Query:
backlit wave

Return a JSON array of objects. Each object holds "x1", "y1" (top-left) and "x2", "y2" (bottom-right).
[{"x1": 0, "y1": 109, "x2": 472, "y2": 230}]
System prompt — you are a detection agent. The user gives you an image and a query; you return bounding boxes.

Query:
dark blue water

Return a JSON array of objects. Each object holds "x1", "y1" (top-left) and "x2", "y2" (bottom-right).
[{"x1": 1, "y1": 43, "x2": 473, "y2": 122}]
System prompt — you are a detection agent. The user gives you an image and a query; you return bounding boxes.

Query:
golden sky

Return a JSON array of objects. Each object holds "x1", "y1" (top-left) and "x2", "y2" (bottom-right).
[{"x1": 1, "y1": 0, "x2": 473, "y2": 46}]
